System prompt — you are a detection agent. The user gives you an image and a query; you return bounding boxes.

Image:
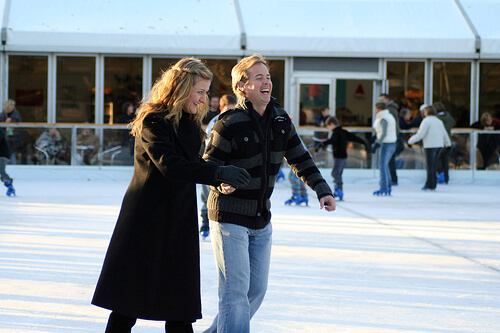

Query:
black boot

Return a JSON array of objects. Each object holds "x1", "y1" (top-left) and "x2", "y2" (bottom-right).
[
  {"x1": 165, "y1": 321, "x2": 193, "y2": 333},
  {"x1": 105, "y1": 312, "x2": 136, "y2": 333}
]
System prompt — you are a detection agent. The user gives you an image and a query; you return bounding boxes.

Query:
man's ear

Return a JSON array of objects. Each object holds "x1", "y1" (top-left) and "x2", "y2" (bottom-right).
[{"x1": 237, "y1": 81, "x2": 245, "y2": 92}]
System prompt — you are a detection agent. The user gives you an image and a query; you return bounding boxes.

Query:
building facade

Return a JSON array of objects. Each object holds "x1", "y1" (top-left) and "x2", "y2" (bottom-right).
[{"x1": 1, "y1": 0, "x2": 499, "y2": 171}]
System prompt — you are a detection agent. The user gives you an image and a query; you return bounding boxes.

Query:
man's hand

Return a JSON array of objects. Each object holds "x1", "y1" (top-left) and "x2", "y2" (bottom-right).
[
  {"x1": 219, "y1": 183, "x2": 236, "y2": 195},
  {"x1": 320, "y1": 195, "x2": 336, "y2": 212},
  {"x1": 371, "y1": 142, "x2": 380, "y2": 154}
]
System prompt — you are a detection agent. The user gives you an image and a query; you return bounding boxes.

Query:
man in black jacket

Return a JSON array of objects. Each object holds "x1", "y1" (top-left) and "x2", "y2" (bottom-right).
[{"x1": 203, "y1": 54, "x2": 335, "y2": 333}]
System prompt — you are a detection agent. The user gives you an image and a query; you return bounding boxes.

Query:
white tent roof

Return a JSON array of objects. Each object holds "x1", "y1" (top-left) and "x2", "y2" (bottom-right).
[
  {"x1": 240, "y1": 0, "x2": 477, "y2": 58},
  {"x1": 2, "y1": 0, "x2": 497, "y2": 58},
  {"x1": 461, "y1": 0, "x2": 500, "y2": 59},
  {"x1": 3, "y1": 0, "x2": 242, "y2": 55}
]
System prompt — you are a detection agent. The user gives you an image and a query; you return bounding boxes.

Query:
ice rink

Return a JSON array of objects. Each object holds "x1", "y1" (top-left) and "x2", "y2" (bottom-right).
[{"x1": 1, "y1": 166, "x2": 499, "y2": 332}]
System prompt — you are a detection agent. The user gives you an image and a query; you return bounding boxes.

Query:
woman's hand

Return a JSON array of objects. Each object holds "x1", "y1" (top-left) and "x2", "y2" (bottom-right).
[{"x1": 219, "y1": 183, "x2": 236, "y2": 194}]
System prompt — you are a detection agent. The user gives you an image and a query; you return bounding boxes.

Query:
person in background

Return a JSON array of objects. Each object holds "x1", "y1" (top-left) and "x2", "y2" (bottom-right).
[
  {"x1": 314, "y1": 106, "x2": 330, "y2": 127},
  {"x1": 408, "y1": 104, "x2": 427, "y2": 128},
  {"x1": 379, "y1": 94, "x2": 401, "y2": 186},
  {"x1": 203, "y1": 53, "x2": 335, "y2": 333},
  {"x1": 200, "y1": 94, "x2": 237, "y2": 239},
  {"x1": 0, "y1": 99, "x2": 23, "y2": 163},
  {"x1": 92, "y1": 58, "x2": 249, "y2": 333},
  {"x1": 202, "y1": 95, "x2": 220, "y2": 125},
  {"x1": 434, "y1": 101, "x2": 455, "y2": 184},
  {"x1": 120, "y1": 102, "x2": 137, "y2": 155},
  {"x1": 284, "y1": 170, "x2": 308, "y2": 206},
  {"x1": 0, "y1": 128, "x2": 15, "y2": 196},
  {"x1": 371, "y1": 102, "x2": 397, "y2": 196},
  {"x1": 35, "y1": 127, "x2": 66, "y2": 164},
  {"x1": 471, "y1": 112, "x2": 500, "y2": 170},
  {"x1": 399, "y1": 108, "x2": 412, "y2": 130},
  {"x1": 318, "y1": 116, "x2": 366, "y2": 201},
  {"x1": 408, "y1": 105, "x2": 451, "y2": 191},
  {"x1": 77, "y1": 129, "x2": 101, "y2": 165}
]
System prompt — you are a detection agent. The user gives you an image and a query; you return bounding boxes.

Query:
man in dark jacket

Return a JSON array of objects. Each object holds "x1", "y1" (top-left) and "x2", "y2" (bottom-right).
[{"x1": 203, "y1": 54, "x2": 335, "y2": 333}]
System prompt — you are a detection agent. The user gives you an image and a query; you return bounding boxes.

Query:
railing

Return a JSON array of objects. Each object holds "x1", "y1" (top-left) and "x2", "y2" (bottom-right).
[
  {"x1": 1, "y1": 123, "x2": 499, "y2": 175},
  {"x1": 296, "y1": 126, "x2": 500, "y2": 175},
  {"x1": 0, "y1": 123, "x2": 132, "y2": 166}
]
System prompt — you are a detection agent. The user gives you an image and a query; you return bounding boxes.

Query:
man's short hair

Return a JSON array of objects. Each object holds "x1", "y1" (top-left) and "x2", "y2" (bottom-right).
[
  {"x1": 325, "y1": 116, "x2": 338, "y2": 126},
  {"x1": 425, "y1": 105, "x2": 437, "y2": 116},
  {"x1": 231, "y1": 53, "x2": 269, "y2": 102},
  {"x1": 379, "y1": 93, "x2": 389, "y2": 99},
  {"x1": 433, "y1": 101, "x2": 445, "y2": 113},
  {"x1": 419, "y1": 104, "x2": 429, "y2": 111},
  {"x1": 375, "y1": 102, "x2": 386, "y2": 110},
  {"x1": 219, "y1": 94, "x2": 237, "y2": 109}
]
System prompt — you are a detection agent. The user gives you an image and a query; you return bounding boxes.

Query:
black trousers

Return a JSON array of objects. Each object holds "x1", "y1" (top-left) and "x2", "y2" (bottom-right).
[
  {"x1": 436, "y1": 146, "x2": 452, "y2": 182},
  {"x1": 425, "y1": 148, "x2": 442, "y2": 190},
  {"x1": 105, "y1": 312, "x2": 194, "y2": 333}
]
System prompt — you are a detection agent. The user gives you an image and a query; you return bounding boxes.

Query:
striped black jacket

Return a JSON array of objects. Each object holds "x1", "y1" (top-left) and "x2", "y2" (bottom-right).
[{"x1": 203, "y1": 97, "x2": 332, "y2": 229}]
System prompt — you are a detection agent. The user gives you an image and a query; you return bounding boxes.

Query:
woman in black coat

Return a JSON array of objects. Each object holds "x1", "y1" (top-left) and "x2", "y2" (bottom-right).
[{"x1": 92, "y1": 58, "x2": 250, "y2": 332}]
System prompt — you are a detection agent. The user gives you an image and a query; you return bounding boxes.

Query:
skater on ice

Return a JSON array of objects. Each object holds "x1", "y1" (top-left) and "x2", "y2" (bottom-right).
[
  {"x1": 91, "y1": 58, "x2": 250, "y2": 332},
  {"x1": 371, "y1": 102, "x2": 398, "y2": 196},
  {"x1": 203, "y1": 53, "x2": 335, "y2": 333}
]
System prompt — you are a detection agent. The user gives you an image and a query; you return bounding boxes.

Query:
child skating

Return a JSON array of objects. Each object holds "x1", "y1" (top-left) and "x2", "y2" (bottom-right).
[
  {"x1": 318, "y1": 116, "x2": 366, "y2": 201},
  {"x1": 285, "y1": 170, "x2": 308, "y2": 206}
]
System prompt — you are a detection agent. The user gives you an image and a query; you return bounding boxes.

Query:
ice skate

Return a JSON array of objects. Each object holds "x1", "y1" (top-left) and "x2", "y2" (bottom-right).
[
  {"x1": 285, "y1": 194, "x2": 299, "y2": 206},
  {"x1": 296, "y1": 195, "x2": 308, "y2": 206},
  {"x1": 200, "y1": 224, "x2": 209, "y2": 241},
  {"x1": 333, "y1": 184, "x2": 343, "y2": 201},
  {"x1": 334, "y1": 188, "x2": 344, "y2": 201},
  {"x1": 421, "y1": 186, "x2": 435, "y2": 191},
  {"x1": 4, "y1": 180, "x2": 15, "y2": 197},
  {"x1": 436, "y1": 172, "x2": 445, "y2": 184},
  {"x1": 276, "y1": 169, "x2": 285, "y2": 182},
  {"x1": 373, "y1": 189, "x2": 391, "y2": 196}
]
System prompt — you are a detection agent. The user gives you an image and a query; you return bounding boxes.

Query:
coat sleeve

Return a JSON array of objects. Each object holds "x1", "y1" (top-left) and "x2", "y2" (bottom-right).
[
  {"x1": 408, "y1": 119, "x2": 428, "y2": 145},
  {"x1": 140, "y1": 116, "x2": 218, "y2": 185},
  {"x1": 346, "y1": 130, "x2": 366, "y2": 145}
]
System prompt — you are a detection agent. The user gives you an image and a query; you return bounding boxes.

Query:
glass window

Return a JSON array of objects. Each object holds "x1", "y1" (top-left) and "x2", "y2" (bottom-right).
[
  {"x1": 152, "y1": 58, "x2": 285, "y2": 106},
  {"x1": 299, "y1": 84, "x2": 329, "y2": 126},
  {"x1": 8, "y1": 55, "x2": 48, "y2": 122},
  {"x1": 268, "y1": 60, "x2": 285, "y2": 106},
  {"x1": 479, "y1": 63, "x2": 500, "y2": 120},
  {"x1": 152, "y1": 58, "x2": 177, "y2": 85},
  {"x1": 337, "y1": 79, "x2": 374, "y2": 126},
  {"x1": 387, "y1": 61, "x2": 425, "y2": 120},
  {"x1": 152, "y1": 58, "x2": 238, "y2": 99},
  {"x1": 56, "y1": 56, "x2": 95, "y2": 123},
  {"x1": 433, "y1": 62, "x2": 471, "y2": 127},
  {"x1": 105, "y1": 57, "x2": 143, "y2": 124}
]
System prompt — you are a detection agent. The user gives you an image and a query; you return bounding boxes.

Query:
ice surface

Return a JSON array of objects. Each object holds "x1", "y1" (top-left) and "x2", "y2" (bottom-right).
[{"x1": 0, "y1": 166, "x2": 499, "y2": 332}]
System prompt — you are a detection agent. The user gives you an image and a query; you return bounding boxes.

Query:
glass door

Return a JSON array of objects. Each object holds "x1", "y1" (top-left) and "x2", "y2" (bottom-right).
[{"x1": 295, "y1": 77, "x2": 378, "y2": 127}]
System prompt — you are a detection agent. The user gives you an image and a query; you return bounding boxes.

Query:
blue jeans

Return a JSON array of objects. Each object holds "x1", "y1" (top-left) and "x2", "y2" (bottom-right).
[
  {"x1": 379, "y1": 142, "x2": 396, "y2": 191},
  {"x1": 204, "y1": 222, "x2": 272, "y2": 333}
]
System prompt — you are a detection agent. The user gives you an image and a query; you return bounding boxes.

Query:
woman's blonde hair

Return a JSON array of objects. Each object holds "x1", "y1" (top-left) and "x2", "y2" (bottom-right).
[
  {"x1": 480, "y1": 112, "x2": 492, "y2": 126},
  {"x1": 231, "y1": 53, "x2": 269, "y2": 108},
  {"x1": 131, "y1": 58, "x2": 213, "y2": 137},
  {"x1": 3, "y1": 99, "x2": 15, "y2": 112}
]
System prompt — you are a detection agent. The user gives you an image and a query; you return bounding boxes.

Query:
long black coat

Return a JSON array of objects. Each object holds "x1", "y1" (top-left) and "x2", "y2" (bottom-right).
[{"x1": 92, "y1": 111, "x2": 218, "y2": 321}]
